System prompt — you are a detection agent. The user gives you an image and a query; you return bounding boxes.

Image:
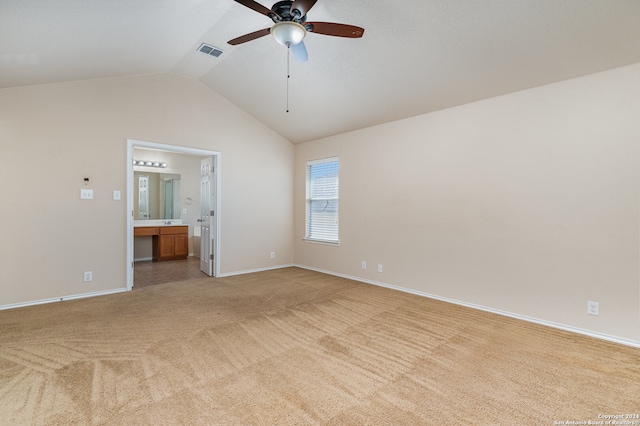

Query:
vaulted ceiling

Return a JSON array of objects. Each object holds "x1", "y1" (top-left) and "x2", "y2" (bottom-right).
[{"x1": 2, "y1": 0, "x2": 640, "y2": 143}]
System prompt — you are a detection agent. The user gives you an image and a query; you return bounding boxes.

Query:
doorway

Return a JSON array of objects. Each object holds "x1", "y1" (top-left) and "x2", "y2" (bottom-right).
[{"x1": 126, "y1": 139, "x2": 220, "y2": 290}]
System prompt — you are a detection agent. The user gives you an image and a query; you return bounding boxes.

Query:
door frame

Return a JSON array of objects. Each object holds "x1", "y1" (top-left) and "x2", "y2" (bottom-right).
[{"x1": 126, "y1": 139, "x2": 221, "y2": 290}]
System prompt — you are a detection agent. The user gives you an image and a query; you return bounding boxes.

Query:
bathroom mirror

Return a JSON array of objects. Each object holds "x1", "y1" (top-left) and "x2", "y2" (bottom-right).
[{"x1": 134, "y1": 172, "x2": 181, "y2": 220}]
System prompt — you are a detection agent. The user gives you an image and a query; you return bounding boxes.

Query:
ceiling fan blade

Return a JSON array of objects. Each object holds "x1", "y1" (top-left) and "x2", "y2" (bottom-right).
[
  {"x1": 232, "y1": 0, "x2": 280, "y2": 19},
  {"x1": 305, "y1": 22, "x2": 364, "y2": 38},
  {"x1": 290, "y1": 0, "x2": 317, "y2": 18},
  {"x1": 291, "y1": 41, "x2": 308, "y2": 63},
  {"x1": 228, "y1": 28, "x2": 271, "y2": 45}
]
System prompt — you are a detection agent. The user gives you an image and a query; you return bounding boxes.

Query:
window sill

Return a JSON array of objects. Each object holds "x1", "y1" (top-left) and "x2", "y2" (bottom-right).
[{"x1": 303, "y1": 238, "x2": 340, "y2": 247}]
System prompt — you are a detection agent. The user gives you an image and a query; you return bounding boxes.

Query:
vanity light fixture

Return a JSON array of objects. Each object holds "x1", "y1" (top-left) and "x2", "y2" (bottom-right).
[{"x1": 132, "y1": 160, "x2": 168, "y2": 168}]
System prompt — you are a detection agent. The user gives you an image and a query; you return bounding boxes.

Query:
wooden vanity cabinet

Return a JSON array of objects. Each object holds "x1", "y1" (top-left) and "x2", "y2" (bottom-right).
[
  {"x1": 155, "y1": 226, "x2": 189, "y2": 261},
  {"x1": 135, "y1": 225, "x2": 189, "y2": 262}
]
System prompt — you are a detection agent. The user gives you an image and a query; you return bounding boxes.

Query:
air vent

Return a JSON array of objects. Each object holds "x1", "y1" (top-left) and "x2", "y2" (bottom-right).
[{"x1": 198, "y1": 43, "x2": 223, "y2": 58}]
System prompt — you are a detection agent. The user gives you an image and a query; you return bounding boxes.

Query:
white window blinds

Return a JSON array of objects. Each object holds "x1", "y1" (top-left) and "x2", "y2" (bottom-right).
[{"x1": 306, "y1": 157, "x2": 339, "y2": 243}]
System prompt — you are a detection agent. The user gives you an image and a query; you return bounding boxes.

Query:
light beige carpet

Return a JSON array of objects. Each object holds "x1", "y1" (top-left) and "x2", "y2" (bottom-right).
[{"x1": 1, "y1": 267, "x2": 639, "y2": 425}]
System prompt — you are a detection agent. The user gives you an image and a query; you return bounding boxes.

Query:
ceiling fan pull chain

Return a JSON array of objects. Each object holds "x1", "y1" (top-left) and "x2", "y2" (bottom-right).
[{"x1": 286, "y1": 44, "x2": 291, "y2": 113}]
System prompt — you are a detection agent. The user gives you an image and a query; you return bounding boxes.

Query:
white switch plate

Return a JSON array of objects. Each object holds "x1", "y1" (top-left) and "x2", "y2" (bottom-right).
[
  {"x1": 84, "y1": 271, "x2": 92, "y2": 282},
  {"x1": 183, "y1": 208, "x2": 187, "y2": 214},
  {"x1": 80, "y1": 189, "x2": 93, "y2": 199},
  {"x1": 378, "y1": 264, "x2": 383, "y2": 273},
  {"x1": 113, "y1": 190, "x2": 121, "y2": 200}
]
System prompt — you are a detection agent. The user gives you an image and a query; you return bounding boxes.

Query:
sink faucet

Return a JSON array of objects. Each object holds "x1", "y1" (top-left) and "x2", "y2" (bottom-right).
[{"x1": 164, "y1": 220, "x2": 172, "y2": 225}]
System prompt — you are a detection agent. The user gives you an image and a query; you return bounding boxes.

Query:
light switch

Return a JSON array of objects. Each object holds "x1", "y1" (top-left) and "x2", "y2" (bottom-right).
[
  {"x1": 113, "y1": 190, "x2": 121, "y2": 200},
  {"x1": 182, "y1": 208, "x2": 187, "y2": 214},
  {"x1": 80, "y1": 189, "x2": 94, "y2": 200}
]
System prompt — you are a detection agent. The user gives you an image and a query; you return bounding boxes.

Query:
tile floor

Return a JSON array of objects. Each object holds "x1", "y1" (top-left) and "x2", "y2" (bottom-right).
[{"x1": 133, "y1": 256, "x2": 208, "y2": 289}]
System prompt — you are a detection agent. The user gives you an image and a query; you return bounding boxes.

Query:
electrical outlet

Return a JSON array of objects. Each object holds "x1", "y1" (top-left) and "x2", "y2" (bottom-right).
[
  {"x1": 378, "y1": 264, "x2": 383, "y2": 273},
  {"x1": 84, "y1": 271, "x2": 93, "y2": 282},
  {"x1": 587, "y1": 301, "x2": 599, "y2": 316},
  {"x1": 80, "y1": 189, "x2": 93, "y2": 200},
  {"x1": 270, "y1": 251, "x2": 275, "y2": 259},
  {"x1": 361, "y1": 261, "x2": 367, "y2": 270}
]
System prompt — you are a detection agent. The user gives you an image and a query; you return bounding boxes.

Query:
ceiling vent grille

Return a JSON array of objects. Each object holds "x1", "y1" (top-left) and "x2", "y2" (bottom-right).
[{"x1": 198, "y1": 43, "x2": 223, "y2": 58}]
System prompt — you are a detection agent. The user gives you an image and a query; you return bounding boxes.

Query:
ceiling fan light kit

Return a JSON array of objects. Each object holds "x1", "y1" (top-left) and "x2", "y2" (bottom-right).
[{"x1": 271, "y1": 22, "x2": 306, "y2": 46}]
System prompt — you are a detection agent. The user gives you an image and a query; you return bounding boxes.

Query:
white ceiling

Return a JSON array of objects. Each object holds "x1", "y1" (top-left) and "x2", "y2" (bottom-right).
[{"x1": 2, "y1": 0, "x2": 640, "y2": 143}]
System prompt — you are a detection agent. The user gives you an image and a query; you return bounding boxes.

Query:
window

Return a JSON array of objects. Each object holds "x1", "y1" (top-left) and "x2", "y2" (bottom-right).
[{"x1": 305, "y1": 157, "x2": 339, "y2": 244}]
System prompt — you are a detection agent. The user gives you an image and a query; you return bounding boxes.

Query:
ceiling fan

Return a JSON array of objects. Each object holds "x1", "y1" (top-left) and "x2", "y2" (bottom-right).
[{"x1": 227, "y1": 0, "x2": 365, "y2": 62}]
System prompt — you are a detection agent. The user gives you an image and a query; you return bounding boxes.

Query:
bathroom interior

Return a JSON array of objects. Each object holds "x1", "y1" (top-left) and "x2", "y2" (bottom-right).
[{"x1": 132, "y1": 147, "x2": 210, "y2": 287}]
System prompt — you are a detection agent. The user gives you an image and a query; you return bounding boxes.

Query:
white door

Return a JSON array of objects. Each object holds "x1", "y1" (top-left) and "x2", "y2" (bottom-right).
[{"x1": 200, "y1": 157, "x2": 215, "y2": 276}]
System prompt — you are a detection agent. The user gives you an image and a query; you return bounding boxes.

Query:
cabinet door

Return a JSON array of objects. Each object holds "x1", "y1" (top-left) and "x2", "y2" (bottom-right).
[
  {"x1": 159, "y1": 234, "x2": 176, "y2": 260},
  {"x1": 174, "y1": 234, "x2": 189, "y2": 258}
]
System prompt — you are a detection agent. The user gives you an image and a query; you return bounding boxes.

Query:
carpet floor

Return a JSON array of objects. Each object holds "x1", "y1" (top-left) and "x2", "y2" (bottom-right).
[{"x1": 1, "y1": 267, "x2": 639, "y2": 425}]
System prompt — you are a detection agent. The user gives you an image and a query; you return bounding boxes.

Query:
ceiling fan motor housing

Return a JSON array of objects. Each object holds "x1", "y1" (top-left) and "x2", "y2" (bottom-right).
[{"x1": 271, "y1": 1, "x2": 307, "y2": 23}]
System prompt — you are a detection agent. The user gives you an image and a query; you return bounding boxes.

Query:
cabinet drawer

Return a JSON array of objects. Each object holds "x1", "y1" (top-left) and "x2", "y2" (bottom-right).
[
  {"x1": 134, "y1": 227, "x2": 159, "y2": 236},
  {"x1": 159, "y1": 226, "x2": 188, "y2": 235}
]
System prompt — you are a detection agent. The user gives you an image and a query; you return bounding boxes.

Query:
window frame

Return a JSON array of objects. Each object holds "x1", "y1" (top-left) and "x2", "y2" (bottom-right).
[{"x1": 304, "y1": 156, "x2": 340, "y2": 246}]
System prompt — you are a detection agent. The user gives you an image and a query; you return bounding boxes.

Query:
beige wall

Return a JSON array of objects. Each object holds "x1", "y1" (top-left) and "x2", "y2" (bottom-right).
[
  {"x1": 295, "y1": 63, "x2": 640, "y2": 343},
  {"x1": 2, "y1": 65, "x2": 638, "y2": 344},
  {"x1": 0, "y1": 73, "x2": 294, "y2": 306}
]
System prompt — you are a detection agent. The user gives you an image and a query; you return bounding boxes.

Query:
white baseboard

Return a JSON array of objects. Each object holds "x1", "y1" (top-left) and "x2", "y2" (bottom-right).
[
  {"x1": 0, "y1": 263, "x2": 293, "y2": 310},
  {"x1": 7, "y1": 264, "x2": 636, "y2": 349},
  {"x1": 134, "y1": 257, "x2": 153, "y2": 262},
  {"x1": 0, "y1": 288, "x2": 129, "y2": 311},
  {"x1": 294, "y1": 264, "x2": 640, "y2": 349},
  {"x1": 217, "y1": 264, "x2": 295, "y2": 278}
]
